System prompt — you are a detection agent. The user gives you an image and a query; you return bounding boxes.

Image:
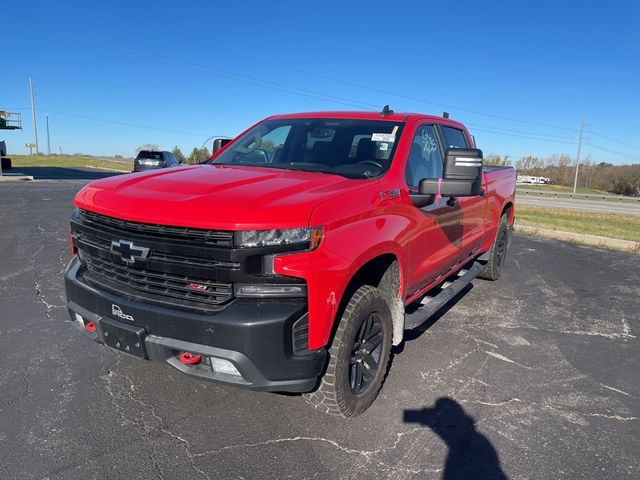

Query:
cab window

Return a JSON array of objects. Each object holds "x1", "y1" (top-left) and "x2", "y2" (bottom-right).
[
  {"x1": 405, "y1": 125, "x2": 443, "y2": 189},
  {"x1": 441, "y1": 126, "x2": 468, "y2": 149}
]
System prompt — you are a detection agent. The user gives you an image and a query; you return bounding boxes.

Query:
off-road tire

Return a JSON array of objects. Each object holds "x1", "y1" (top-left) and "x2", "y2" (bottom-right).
[
  {"x1": 303, "y1": 285, "x2": 393, "y2": 417},
  {"x1": 478, "y1": 214, "x2": 509, "y2": 281}
]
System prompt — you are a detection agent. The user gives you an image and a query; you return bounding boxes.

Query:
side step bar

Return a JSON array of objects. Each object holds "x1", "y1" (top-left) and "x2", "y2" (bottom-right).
[{"x1": 404, "y1": 262, "x2": 484, "y2": 330}]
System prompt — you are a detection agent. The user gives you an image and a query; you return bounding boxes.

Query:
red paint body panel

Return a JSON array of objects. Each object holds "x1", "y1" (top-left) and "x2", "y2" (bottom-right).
[
  {"x1": 74, "y1": 112, "x2": 515, "y2": 351},
  {"x1": 74, "y1": 164, "x2": 370, "y2": 230}
]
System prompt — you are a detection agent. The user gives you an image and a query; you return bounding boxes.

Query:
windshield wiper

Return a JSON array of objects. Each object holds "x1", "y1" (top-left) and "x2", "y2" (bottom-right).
[{"x1": 214, "y1": 162, "x2": 329, "y2": 174}]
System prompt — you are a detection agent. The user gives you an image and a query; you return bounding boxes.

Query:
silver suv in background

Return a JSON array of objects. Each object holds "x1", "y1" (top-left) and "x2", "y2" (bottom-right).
[{"x1": 133, "y1": 150, "x2": 181, "y2": 172}]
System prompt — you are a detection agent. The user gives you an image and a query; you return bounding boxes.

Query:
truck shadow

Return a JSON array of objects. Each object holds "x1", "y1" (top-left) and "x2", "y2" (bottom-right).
[
  {"x1": 9, "y1": 166, "x2": 127, "y2": 180},
  {"x1": 404, "y1": 397, "x2": 509, "y2": 480}
]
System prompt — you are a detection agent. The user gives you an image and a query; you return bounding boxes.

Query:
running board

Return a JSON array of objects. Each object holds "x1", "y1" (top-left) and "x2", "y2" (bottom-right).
[{"x1": 404, "y1": 262, "x2": 484, "y2": 330}]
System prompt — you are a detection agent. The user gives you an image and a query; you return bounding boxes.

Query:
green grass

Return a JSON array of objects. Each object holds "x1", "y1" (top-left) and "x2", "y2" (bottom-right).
[
  {"x1": 517, "y1": 206, "x2": 640, "y2": 242},
  {"x1": 10, "y1": 154, "x2": 130, "y2": 171},
  {"x1": 517, "y1": 183, "x2": 609, "y2": 195}
]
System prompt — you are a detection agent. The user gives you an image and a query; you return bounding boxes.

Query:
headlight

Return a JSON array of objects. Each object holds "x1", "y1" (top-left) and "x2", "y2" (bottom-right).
[{"x1": 236, "y1": 227, "x2": 322, "y2": 249}]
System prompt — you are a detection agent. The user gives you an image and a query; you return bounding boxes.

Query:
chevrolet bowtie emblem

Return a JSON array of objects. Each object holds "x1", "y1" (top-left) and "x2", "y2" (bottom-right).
[{"x1": 110, "y1": 239, "x2": 150, "y2": 264}]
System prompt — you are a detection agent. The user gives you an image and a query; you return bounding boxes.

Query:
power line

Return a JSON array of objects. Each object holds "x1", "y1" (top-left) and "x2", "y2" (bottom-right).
[
  {"x1": 471, "y1": 127, "x2": 578, "y2": 145},
  {"x1": 60, "y1": 33, "x2": 379, "y2": 111},
  {"x1": 175, "y1": 36, "x2": 577, "y2": 131},
  {"x1": 39, "y1": 108, "x2": 213, "y2": 137},
  {"x1": 24, "y1": 6, "x2": 576, "y2": 132},
  {"x1": 590, "y1": 131, "x2": 640, "y2": 152},
  {"x1": 3, "y1": 106, "x2": 212, "y2": 137},
  {"x1": 466, "y1": 122, "x2": 576, "y2": 141},
  {"x1": 34, "y1": 25, "x2": 581, "y2": 132},
  {"x1": 5, "y1": 25, "x2": 611, "y2": 146},
  {"x1": 8, "y1": 24, "x2": 638, "y2": 161},
  {"x1": 38, "y1": 34, "x2": 586, "y2": 145},
  {"x1": 587, "y1": 143, "x2": 640, "y2": 162}
]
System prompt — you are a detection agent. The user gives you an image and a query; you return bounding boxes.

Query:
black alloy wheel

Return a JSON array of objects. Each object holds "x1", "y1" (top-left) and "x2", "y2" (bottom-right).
[{"x1": 350, "y1": 312, "x2": 384, "y2": 395}]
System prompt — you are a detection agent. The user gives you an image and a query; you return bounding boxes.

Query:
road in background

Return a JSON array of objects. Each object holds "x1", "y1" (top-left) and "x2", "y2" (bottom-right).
[
  {"x1": 518, "y1": 194, "x2": 640, "y2": 216},
  {"x1": 1, "y1": 180, "x2": 639, "y2": 480}
]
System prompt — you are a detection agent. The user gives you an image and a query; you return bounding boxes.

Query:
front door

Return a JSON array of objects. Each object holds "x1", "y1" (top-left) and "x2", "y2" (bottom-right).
[
  {"x1": 404, "y1": 123, "x2": 462, "y2": 297},
  {"x1": 438, "y1": 125, "x2": 486, "y2": 258}
]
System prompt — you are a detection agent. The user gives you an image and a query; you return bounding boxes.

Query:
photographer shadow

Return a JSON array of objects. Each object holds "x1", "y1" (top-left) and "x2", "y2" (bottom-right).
[{"x1": 404, "y1": 397, "x2": 508, "y2": 480}]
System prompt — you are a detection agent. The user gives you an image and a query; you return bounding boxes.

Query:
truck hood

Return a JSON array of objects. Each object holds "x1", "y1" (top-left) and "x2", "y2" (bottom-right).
[{"x1": 74, "y1": 164, "x2": 368, "y2": 230}]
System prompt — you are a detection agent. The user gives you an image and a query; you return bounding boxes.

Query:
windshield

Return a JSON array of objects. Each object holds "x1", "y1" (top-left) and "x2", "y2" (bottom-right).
[{"x1": 211, "y1": 118, "x2": 405, "y2": 179}]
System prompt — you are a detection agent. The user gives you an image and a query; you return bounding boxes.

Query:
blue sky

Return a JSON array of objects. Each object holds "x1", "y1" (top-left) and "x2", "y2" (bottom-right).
[{"x1": 1, "y1": 0, "x2": 639, "y2": 164}]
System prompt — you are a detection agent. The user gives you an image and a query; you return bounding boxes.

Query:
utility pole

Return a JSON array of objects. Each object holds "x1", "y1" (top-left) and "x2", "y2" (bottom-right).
[
  {"x1": 572, "y1": 119, "x2": 584, "y2": 194},
  {"x1": 46, "y1": 114, "x2": 51, "y2": 156},
  {"x1": 29, "y1": 77, "x2": 39, "y2": 155}
]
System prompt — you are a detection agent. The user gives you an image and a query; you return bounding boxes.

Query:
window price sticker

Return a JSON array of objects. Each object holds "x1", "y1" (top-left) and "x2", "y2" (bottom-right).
[{"x1": 372, "y1": 133, "x2": 396, "y2": 142}]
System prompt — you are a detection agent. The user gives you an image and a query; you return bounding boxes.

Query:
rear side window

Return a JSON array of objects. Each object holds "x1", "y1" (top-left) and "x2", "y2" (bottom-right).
[{"x1": 441, "y1": 126, "x2": 468, "y2": 149}]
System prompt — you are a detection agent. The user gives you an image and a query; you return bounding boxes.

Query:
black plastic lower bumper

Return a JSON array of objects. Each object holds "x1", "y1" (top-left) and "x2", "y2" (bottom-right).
[{"x1": 64, "y1": 257, "x2": 325, "y2": 392}]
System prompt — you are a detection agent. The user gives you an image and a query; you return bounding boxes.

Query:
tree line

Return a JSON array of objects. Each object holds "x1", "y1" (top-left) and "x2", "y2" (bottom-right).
[
  {"x1": 171, "y1": 146, "x2": 210, "y2": 164},
  {"x1": 484, "y1": 153, "x2": 640, "y2": 197}
]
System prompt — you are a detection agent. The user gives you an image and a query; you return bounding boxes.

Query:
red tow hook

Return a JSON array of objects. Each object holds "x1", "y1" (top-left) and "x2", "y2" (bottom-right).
[
  {"x1": 179, "y1": 351, "x2": 202, "y2": 365},
  {"x1": 85, "y1": 321, "x2": 97, "y2": 332}
]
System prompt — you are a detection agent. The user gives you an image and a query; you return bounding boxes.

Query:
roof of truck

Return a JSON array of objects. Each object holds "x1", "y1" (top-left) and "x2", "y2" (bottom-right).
[{"x1": 266, "y1": 111, "x2": 468, "y2": 130}]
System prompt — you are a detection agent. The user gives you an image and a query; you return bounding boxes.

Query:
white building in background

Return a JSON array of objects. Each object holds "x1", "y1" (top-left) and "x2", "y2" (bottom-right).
[{"x1": 517, "y1": 175, "x2": 551, "y2": 184}]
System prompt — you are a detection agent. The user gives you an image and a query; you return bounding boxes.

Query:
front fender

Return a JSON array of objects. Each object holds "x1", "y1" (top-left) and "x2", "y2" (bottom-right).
[{"x1": 274, "y1": 214, "x2": 409, "y2": 350}]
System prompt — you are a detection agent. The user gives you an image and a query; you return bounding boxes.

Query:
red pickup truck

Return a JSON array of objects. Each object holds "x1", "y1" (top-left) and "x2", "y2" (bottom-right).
[{"x1": 65, "y1": 109, "x2": 515, "y2": 417}]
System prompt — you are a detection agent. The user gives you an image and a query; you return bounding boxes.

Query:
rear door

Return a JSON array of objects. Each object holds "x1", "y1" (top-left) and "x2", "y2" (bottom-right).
[{"x1": 438, "y1": 125, "x2": 486, "y2": 258}]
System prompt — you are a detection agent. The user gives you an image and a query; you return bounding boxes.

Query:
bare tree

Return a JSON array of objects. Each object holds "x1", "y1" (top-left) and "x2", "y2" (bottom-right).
[{"x1": 136, "y1": 144, "x2": 159, "y2": 154}]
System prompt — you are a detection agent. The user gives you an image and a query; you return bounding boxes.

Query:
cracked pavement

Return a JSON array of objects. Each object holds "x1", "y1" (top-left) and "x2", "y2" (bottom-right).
[{"x1": 0, "y1": 179, "x2": 638, "y2": 479}]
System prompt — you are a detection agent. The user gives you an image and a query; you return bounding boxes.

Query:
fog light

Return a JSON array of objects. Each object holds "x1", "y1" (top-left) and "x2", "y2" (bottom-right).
[
  {"x1": 210, "y1": 357, "x2": 241, "y2": 376},
  {"x1": 234, "y1": 284, "x2": 306, "y2": 298}
]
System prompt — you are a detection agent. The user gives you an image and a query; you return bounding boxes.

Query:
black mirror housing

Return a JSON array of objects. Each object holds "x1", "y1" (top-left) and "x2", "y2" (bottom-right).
[
  {"x1": 212, "y1": 138, "x2": 232, "y2": 153},
  {"x1": 442, "y1": 148, "x2": 483, "y2": 196},
  {"x1": 419, "y1": 178, "x2": 480, "y2": 197},
  {"x1": 411, "y1": 148, "x2": 484, "y2": 207}
]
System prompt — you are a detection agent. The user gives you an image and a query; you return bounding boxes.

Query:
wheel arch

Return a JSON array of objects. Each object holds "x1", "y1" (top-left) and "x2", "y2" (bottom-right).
[
  {"x1": 479, "y1": 200, "x2": 514, "y2": 262},
  {"x1": 502, "y1": 201, "x2": 514, "y2": 224},
  {"x1": 332, "y1": 253, "x2": 405, "y2": 347}
]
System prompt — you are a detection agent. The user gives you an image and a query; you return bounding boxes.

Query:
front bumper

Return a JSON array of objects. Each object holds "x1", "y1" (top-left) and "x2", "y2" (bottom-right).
[{"x1": 64, "y1": 257, "x2": 326, "y2": 392}]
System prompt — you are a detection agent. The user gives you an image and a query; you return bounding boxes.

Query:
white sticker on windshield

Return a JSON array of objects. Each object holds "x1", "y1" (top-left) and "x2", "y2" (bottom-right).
[
  {"x1": 379, "y1": 143, "x2": 389, "y2": 151},
  {"x1": 372, "y1": 133, "x2": 396, "y2": 142}
]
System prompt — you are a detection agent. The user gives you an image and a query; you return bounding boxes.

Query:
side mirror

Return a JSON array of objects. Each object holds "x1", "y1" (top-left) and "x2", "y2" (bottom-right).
[
  {"x1": 212, "y1": 138, "x2": 232, "y2": 153},
  {"x1": 441, "y1": 147, "x2": 483, "y2": 195},
  {"x1": 420, "y1": 148, "x2": 483, "y2": 196},
  {"x1": 410, "y1": 148, "x2": 483, "y2": 207}
]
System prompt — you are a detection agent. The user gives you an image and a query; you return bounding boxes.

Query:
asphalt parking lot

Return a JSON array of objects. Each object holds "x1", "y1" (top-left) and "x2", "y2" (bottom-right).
[{"x1": 1, "y1": 178, "x2": 638, "y2": 480}]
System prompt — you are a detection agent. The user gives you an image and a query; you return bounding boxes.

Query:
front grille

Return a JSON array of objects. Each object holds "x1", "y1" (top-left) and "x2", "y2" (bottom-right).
[
  {"x1": 76, "y1": 231, "x2": 239, "y2": 268},
  {"x1": 83, "y1": 255, "x2": 233, "y2": 310},
  {"x1": 79, "y1": 209, "x2": 234, "y2": 246},
  {"x1": 74, "y1": 209, "x2": 237, "y2": 312},
  {"x1": 73, "y1": 209, "x2": 305, "y2": 312}
]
